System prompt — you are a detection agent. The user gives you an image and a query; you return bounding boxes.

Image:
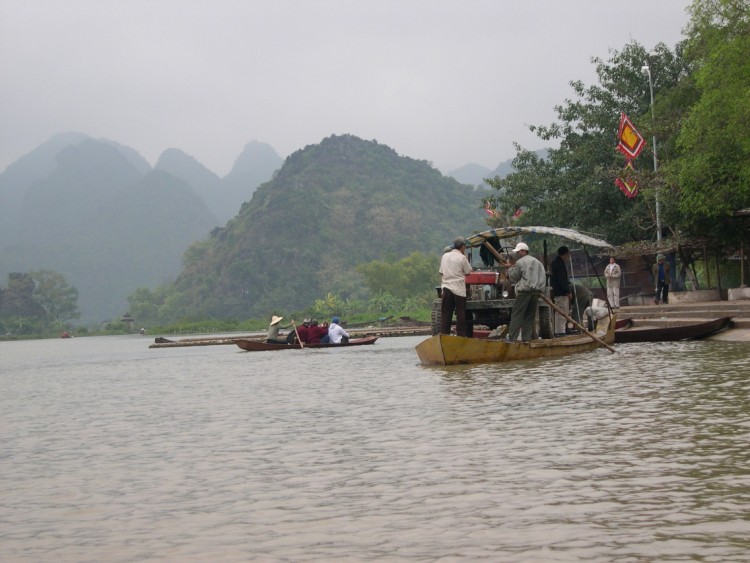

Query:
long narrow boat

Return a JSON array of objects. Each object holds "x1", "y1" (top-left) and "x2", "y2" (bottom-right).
[
  {"x1": 415, "y1": 316, "x2": 616, "y2": 366},
  {"x1": 234, "y1": 335, "x2": 379, "y2": 352},
  {"x1": 614, "y1": 316, "x2": 732, "y2": 343}
]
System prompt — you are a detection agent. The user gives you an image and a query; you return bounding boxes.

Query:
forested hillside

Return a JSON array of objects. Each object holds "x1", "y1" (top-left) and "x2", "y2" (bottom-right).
[{"x1": 145, "y1": 135, "x2": 487, "y2": 321}]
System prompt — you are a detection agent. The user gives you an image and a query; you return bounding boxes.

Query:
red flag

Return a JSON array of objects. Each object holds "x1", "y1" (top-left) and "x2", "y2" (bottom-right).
[
  {"x1": 512, "y1": 207, "x2": 524, "y2": 219},
  {"x1": 615, "y1": 161, "x2": 639, "y2": 199},
  {"x1": 616, "y1": 112, "x2": 646, "y2": 161},
  {"x1": 484, "y1": 201, "x2": 498, "y2": 217}
]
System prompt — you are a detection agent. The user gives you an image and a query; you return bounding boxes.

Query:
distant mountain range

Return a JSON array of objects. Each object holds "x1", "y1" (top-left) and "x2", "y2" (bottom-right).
[
  {"x1": 0, "y1": 133, "x2": 282, "y2": 323},
  {"x1": 447, "y1": 149, "x2": 549, "y2": 187},
  {"x1": 0, "y1": 132, "x2": 540, "y2": 324}
]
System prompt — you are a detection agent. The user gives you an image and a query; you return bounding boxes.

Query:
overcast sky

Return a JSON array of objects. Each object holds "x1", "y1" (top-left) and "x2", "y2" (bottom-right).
[{"x1": 0, "y1": 0, "x2": 691, "y2": 176}]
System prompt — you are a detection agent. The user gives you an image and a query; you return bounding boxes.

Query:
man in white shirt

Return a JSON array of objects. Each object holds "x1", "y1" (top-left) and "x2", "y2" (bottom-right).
[
  {"x1": 327, "y1": 316, "x2": 350, "y2": 344},
  {"x1": 439, "y1": 237, "x2": 473, "y2": 336}
]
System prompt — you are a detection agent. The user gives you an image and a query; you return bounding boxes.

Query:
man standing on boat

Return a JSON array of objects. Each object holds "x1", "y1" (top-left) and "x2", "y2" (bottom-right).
[
  {"x1": 501, "y1": 242, "x2": 546, "y2": 342},
  {"x1": 550, "y1": 246, "x2": 572, "y2": 337},
  {"x1": 439, "y1": 237, "x2": 473, "y2": 336}
]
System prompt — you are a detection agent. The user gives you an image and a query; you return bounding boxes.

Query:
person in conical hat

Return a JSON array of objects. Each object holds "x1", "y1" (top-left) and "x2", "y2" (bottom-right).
[{"x1": 266, "y1": 315, "x2": 294, "y2": 344}]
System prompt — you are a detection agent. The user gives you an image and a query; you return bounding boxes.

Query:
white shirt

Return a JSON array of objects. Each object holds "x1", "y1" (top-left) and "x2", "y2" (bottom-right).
[
  {"x1": 440, "y1": 249, "x2": 473, "y2": 297},
  {"x1": 604, "y1": 263, "x2": 622, "y2": 287},
  {"x1": 328, "y1": 322, "x2": 350, "y2": 344}
]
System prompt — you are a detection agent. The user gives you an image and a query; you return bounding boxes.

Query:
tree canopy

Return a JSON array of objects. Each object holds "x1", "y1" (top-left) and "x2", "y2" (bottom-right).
[
  {"x1": 486, "y1": 0, "x2": 750, "y2": 247},
  {"x1": 0, "y1": 270, "x2": 79, "y2": 335},
  {"x1": 668, "y1": 0, "x2": 750, "y2": 241}
]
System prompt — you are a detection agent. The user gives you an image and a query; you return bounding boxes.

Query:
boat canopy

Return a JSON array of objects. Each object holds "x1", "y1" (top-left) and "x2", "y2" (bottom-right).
[{"x1": 465, "y1": 226, "x2": 612, "y2": 249}]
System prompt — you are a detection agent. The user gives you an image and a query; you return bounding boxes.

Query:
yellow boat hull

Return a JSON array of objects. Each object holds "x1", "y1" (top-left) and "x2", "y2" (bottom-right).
[{"x1": 416, "y1": 316, "x2": 616, "y2": 366}]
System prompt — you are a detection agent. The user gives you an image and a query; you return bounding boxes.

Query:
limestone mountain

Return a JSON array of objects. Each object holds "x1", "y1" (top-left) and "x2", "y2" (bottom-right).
[
  {"x1": 218, "y1": 141, "x2": 284, "y2": 224},
  {"x1": 447, "y1": 163, "x2": 494, "y2": 188},
  {"x1": 162, "y1": 134, "x2": 488, "y2": 320},
  {"x1": 155, "y1": 142, "x2": 283, "y2": 226},
  {"x1": 0, "y1": 132, "x2": 90, "y2": 243},
  {"x1": 0, "y1": 139, "x2": 217, "y2": 324},
  {"x1": 155, "y1": 148, "x2": 223, "y2": 219}
]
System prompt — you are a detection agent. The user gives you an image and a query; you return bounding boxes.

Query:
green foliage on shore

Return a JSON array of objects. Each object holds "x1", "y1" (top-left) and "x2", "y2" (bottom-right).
[{"x1": 0, "y1": 270, "x2": 80, "y2": 338}]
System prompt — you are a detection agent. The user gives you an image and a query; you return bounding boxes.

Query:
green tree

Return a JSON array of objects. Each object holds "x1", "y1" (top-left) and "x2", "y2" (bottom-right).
[
  {"x1": 31, "y1": 270, "x2": 80, "y2": 323},
  {"x1": 486, "y1": 41, "x2": 690, "y2": 245},
  {"x1": 127, "y1": 287, "x2": 163, "y2": 325},
  {"x1": 357, "y1": 252, "x2": 439, "y2": 300},
  {"x1": 666, "y1": 0, "x2": 750, "y2": 241},
  {"x1": 0, "y1": 273, "x2": 45, "y2": 319}
]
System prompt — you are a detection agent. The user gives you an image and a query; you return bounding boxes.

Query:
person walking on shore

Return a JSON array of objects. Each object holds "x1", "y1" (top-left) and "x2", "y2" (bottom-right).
[
  {"x1": 653, "y1": 254, "x2": 670, "y2": 304},
  {"x1": 604, "y1": 256, "x2": 622, "y2": 308}
]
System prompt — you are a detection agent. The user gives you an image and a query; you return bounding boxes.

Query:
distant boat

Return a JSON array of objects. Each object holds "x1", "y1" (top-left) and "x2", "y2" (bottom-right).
[
  {"x1": 60, "y1": 331, "x2": 72, "y2": 338},
  {"x1": 234, "y1": 335, "x2": 379, "y2": 352},
  {"x1": 615, "y1": 316, "x2": 732, "y2": 343},
  {"x1": 415, "y1": 316, "x2": 616, "y2": 366}
]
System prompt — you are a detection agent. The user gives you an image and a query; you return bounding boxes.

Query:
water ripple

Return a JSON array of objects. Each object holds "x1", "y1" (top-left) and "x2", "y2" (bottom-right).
[{"x1": 1, "y1": 336, "x2": 749, "y2": 561}]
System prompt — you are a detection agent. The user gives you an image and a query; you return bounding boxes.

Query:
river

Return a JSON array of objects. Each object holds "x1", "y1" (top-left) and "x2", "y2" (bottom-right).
[{"x1": 1, "y1": 334, "x2": 749, "y2": 562}]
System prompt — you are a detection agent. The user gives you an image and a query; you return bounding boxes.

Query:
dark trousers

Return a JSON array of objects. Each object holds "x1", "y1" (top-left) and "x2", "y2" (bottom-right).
[
  {"x1": 440, "y1": 288, "x2": 467, "y2": 337},
  {"x1": 508, "y1": 291, "x2": 540, "y2": 342},
  {"x1": 655, "y1": 282, "x2": 669, "y2": 304}
]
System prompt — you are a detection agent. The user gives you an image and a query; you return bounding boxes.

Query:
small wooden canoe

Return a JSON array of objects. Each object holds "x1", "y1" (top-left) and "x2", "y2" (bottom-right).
[
  {"x1": 415, "y1": 316, "x2": 616, "y2": 366},
  {"x1": 234, "y1": 335, "x2": 379, "y2": 352},
  {"x1": 614, "y1": 316, "x2": 732, "y2": 343}
]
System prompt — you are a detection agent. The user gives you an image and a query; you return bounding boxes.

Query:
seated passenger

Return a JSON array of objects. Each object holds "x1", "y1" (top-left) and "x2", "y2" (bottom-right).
[
  {"x1": 294, "y1": 318, "x2": 311, "y2": 344},
  {"x1": 325, "y1": 316, "x2": 350, "y2": 344},
  {"x1": 306, "y1": 319, "x2": 328, "y2": 344}
]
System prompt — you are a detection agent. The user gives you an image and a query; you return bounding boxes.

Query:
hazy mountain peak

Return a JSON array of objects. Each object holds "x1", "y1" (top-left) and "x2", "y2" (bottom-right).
[
  {"x1": 97, "y1": 139, "x2": 152, "y2": 175},
  {"x1": 54, "y1": 138, "x2": 143, "y2": 183},
  {"x1": 447, "y1": 162, "x2": 493, "y2": 187},
  {"x1": 156, "y1": 148, "x2": 220, "y2": 180},
  {"x1": 225, "y1": 140, "x2": 283, "y2": 179}
]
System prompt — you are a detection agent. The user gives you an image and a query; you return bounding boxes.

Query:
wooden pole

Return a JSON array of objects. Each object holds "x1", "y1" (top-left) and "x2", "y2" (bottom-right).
[
  {"x1": 539, "y1": 293, "x2": 616, "y2": 354},
  {"x1": 292, "y1": 320, "x2": 304, "y2": 349},
  {"x1": 482, "y1": 240, "x2": 506, "y2": 264}
]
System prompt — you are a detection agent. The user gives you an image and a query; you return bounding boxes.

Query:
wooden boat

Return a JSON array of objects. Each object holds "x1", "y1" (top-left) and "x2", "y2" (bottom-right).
[
  {"x1": 234, "y1": 335, "x2": 379, "y2": 351},
  {"x1": 415, "y1": 316, "x2": 616, "y2": 366},
  {"x1": 614, "y1": 316, "x2": 732, "y2": 343}
]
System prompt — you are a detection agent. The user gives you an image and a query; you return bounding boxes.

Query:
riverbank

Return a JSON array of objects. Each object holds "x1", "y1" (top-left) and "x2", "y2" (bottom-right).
[{"x1": 147, "y1": 298, "x2": 750, "y2": 348}]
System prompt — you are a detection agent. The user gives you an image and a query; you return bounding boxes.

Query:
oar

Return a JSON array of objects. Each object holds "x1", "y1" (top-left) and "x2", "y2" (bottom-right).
[
  {"x1": 292, "y1": 320, "x2": 304, "y2": 349},
  {"x1": 539, "y1": 293, "x2": 616, "y2": 354}
]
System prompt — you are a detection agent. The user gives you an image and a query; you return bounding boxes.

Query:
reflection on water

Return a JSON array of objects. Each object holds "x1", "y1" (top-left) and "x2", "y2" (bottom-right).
[{"x1": 1, "y1": 335, "x2": 749, "y2": 561}]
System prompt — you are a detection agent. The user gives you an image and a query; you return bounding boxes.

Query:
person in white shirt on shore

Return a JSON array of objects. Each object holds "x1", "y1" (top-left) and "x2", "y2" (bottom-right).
[{"x1": 604, "y1": 256, "x2": 622, "y2": 309}]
